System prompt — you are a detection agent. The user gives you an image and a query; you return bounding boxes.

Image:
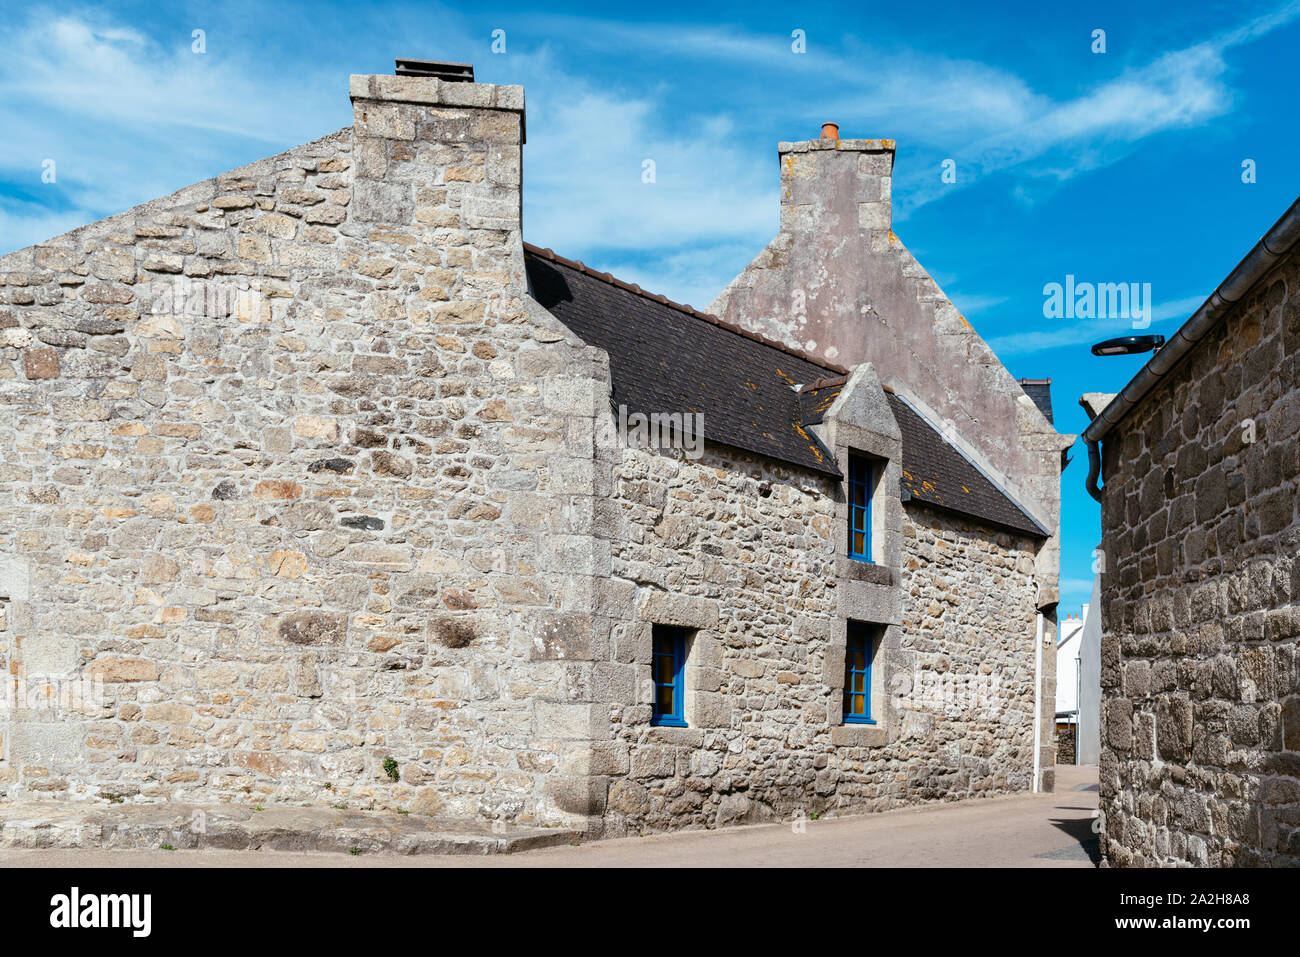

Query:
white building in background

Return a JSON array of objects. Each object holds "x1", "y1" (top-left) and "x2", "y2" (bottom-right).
[
  {"x1": 1075, "y1": 575, "x2": 1102, "y2": 765},
  {"x1": 1054, "y1": 574, "x2": 1102, "y2": 766},
  {"x1": 1057, "y1": 611, "x2": 1086, "y2": 713}
]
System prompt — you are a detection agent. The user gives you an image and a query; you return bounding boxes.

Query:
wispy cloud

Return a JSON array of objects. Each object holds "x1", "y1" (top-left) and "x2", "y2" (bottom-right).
[
  {"x1": 518, "y1": 65, "x2": 775, "y2": 256},
  {"x1": 2, "y1": 2, "x2": 1296, "y2": 314},
  {"x1": 558, "y1": 6, "x2": 1300, "y2": 218},
  {"x1": 0, "y1": 8, "x2": 349, "y2": 251},
  {"x1": 985, "y1": 294, "x2": 1209, "y2": 356},
  {"x1": 0, "y1": 14, "x2": 339, "y2": 143}
]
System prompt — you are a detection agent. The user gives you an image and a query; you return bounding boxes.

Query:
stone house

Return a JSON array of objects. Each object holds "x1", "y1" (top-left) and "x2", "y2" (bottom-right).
[
  {"x1": 0, "y1": 64, "x2": 1069, "y2": 838},
  {"x1": 1083, "y1": 196, "x2": 1300, "y2": 866}
]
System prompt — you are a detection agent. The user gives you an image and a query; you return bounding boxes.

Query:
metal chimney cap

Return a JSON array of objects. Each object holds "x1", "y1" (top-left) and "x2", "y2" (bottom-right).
[{"x1": 394, "y1": 58, "x2": 475, "y2": 82}]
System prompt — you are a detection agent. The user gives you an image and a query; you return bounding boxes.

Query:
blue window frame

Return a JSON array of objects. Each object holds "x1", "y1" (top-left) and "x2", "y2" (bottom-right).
[
  {"x1": 651, "y1": 626, "x2": 688, "y2": 727},
  {"x1": 842, "y1": 621, "x2": 876, "y2": 724},
  {"x1": 848, "y1": 454, "x2": 873, "y2": 562}
]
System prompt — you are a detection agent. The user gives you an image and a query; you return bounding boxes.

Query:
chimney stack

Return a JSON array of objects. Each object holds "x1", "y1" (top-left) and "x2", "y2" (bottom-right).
[
  {"x1": 348, "y1": 63, "x2": 525, "y2": 239},
  {"x1": 777, "y1": 132, "x2": 895, "y2": 237}
]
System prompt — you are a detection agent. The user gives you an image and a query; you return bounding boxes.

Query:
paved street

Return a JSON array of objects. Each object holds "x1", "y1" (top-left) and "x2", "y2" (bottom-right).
[{"x1": 0, "y1": 765, "x2": 1098, "y2": 868}]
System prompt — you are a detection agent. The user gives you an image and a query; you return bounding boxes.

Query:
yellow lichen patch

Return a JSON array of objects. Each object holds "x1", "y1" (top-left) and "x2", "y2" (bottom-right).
[
  {"x1": 961, "y1": 486, "x2": 970, "y2": 494},
  {"x1": 775, "y1": 367, "x2": 796, "y2": 386}
]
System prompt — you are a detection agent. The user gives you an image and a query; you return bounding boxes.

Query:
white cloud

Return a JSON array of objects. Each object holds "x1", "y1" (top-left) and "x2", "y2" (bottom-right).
[
  {"x1": 0, "y1": 14, "x2": 339, "y2": 142},
  {"x1": 0, "y1": 8, "x2": 350, "y2": 253},
  {"x1": 565, "y1": 9, "x2": 1298, "y2": 219},
  {"x1": 520, "y1": 81, "x2": 775, "y2": 255},
  {"x1": 985, "y1": 294, "x2": 1210, "y2": 356},
  {"x1": 2, "y1": 2, "x2": 1296, "y2": 316}
]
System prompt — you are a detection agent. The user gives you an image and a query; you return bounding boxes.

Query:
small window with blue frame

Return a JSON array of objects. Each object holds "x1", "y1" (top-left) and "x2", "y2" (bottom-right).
[
  {"x1": 651, "y1": 625, "x2": 688, "y2": 727},
  {"x1": 848, "y1": 453, "x2": 873, "y2": 563},
  {"x1": 842, "y1": 621, "x2": 877, "y2": 724}
]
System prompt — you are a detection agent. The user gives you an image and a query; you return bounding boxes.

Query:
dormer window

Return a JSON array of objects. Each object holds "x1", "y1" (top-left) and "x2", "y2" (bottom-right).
[{"x1": 848, "y1": 453, "x2": 873, "y2": 563}]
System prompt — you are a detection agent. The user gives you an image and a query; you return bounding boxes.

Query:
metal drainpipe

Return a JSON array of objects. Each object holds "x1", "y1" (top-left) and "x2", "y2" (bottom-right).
[{"x1": 1085, "y1": 440, "x2": 1103, "y2": 503}]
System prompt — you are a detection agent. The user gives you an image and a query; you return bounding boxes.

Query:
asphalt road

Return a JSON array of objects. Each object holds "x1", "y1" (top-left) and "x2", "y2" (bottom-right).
[{"x1": 0, "y1": 764, "x2": 1099, "y2": 868}]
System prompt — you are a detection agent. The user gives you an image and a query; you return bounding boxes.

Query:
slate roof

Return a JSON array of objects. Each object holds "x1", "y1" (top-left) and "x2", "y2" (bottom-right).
[
  {"x1": 884, "y1": 394, "x2": 1048, "y2": 538},
  {"x1": 525, "y1": 243, "x2": 1047, "y2": 538},
  {"x1": 795, "y1": 379, "x2": 1046, "y2": 537},
  {"x1": 525, "y1": 245, "x2": 842, "y2": 475},
  {"x1": 1018, "y1": 378, "x2": 1054, "y2": 424},
  {"x1": 796, "y1": 379, "x2": 847, "y2": 422}
]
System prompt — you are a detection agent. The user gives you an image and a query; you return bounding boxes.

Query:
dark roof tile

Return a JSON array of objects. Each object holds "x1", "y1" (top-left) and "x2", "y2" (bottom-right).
[
  {"x1": 525, "y1": 244, "x2": 1048, "y2": 539},
  {"x1": 886, "y1": 393, "x2": 1047, "y2": 538},
  {"x1": 525, "y1": 247, "x2": 842, "y2": 475}
]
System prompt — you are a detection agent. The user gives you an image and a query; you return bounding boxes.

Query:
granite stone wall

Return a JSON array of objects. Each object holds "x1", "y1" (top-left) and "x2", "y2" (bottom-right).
[
  {"x1": 594, "y1": 441, "x2": 1044, "y2": 836},
  {"x1": 1097, "y1": 248, "x2": 1300, "y2": 866},
  {"x1": 707, "y1": 136, "x2": 1070, "y2": 790},
  {"x1": 0, "y1": 72, "x2": 1053, "y2": 839},
  {"x1": 0, "y1": 76, "x2": 613, "y2": 830}
]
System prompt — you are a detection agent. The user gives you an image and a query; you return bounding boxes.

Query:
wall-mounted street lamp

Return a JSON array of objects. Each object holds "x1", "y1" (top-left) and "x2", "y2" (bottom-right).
[{"x1": 1090, "y1": 334, "x2": 1165, "y2": 357}]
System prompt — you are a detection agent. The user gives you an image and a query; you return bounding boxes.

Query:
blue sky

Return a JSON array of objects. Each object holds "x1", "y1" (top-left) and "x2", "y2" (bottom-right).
[{"x1": 3, "y1": 0, "x2": 1298, "y2": 613}]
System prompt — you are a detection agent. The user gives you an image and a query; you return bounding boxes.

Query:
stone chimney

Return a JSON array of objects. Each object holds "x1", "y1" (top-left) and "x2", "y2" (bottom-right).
[
  {"x1": 777, "y1": 131, "x2": 895, "y2": 240},
  {"x1": 348, "y1": 69, "x2": 525, "y2": 256}
]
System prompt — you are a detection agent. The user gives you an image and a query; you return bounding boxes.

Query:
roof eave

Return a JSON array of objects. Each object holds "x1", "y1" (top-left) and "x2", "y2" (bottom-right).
[
  {"x1": 902, "y1": 492, "x2": 1050, "y2": 540},
  {"x1": 1081, "y1": 196, "x2": 1300, "y2": 444}
]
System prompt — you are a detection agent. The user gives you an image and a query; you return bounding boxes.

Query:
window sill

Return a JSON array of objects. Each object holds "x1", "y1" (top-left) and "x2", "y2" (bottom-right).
[
  {"x1": 644, "y1": 726, "x2": 705, "y2": 746},
  {"x1": 831, "y1": 723, "x2": 887, "y2": 748},
  {"x1": 650, "y1": 717, "x2": 688, "y2": 729},
  {"x1": 836, "y1": 558, "x2": 895, "y2": 586}
]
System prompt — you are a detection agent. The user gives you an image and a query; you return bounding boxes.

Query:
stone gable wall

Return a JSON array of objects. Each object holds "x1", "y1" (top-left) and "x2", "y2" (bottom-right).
[
  {"x1": 0, "y1": 78, "x2": 612, "y2": 830},
  {"x1": 1097, "y1": 249, "x2": 1300, "y2": 866},
  {"x1": 707, "y1": 136, "x2": 1069, "y2": 790}
]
